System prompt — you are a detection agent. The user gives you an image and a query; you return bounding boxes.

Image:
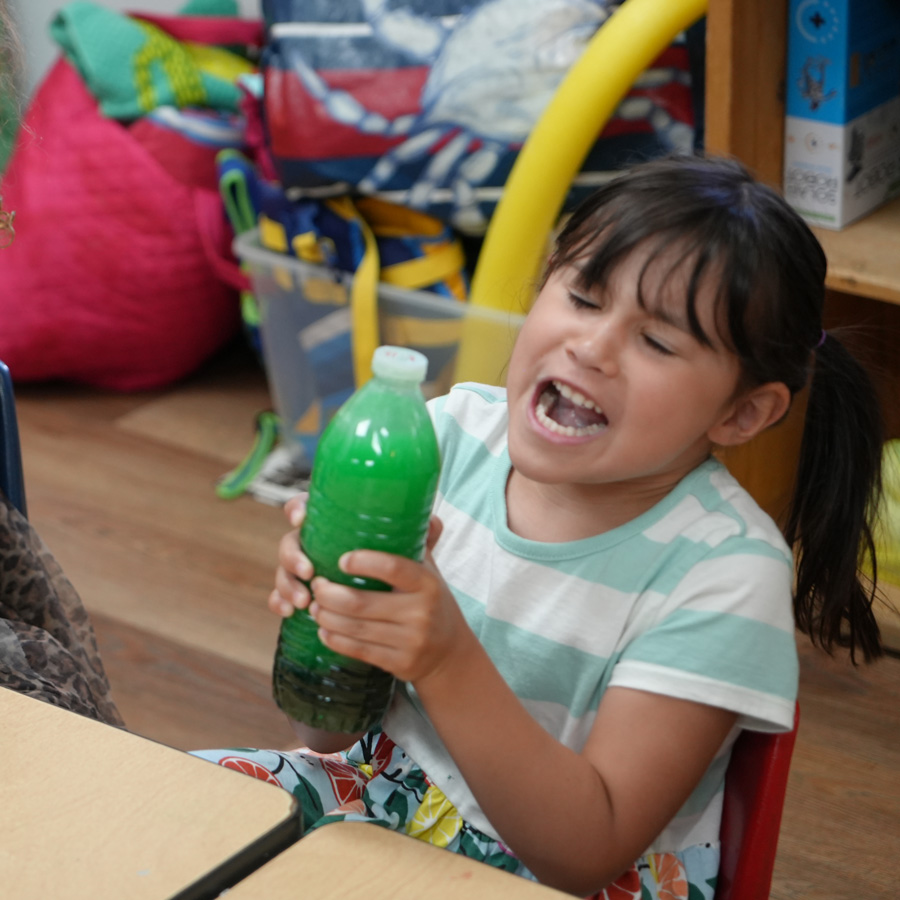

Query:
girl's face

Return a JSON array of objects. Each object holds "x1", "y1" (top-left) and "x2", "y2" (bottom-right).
[{"x1": 505, "y1": 244, "x2": 744, "y2": 501}]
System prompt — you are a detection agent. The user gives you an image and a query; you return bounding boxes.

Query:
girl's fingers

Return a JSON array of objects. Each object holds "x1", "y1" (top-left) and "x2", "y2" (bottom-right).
[
  {"x1": 272, "y1": 495, "x2": 313, "y2": 620},
  {"x1": 309, "y1": 578, "x2": 411, "y2": 633},
  {"x1": 316, "y1": 627, "x2": 401, "y2": 672},
  {"x1": 278, "y1": 529, "x2": 313, "y2": 581},
  {"x1": 426, "y1": 515, "x2": 443, "y2": 552},
  {"x1": 312, "y1": 600, "x2": 397, "y2": 647},
  {"x1": 268, "y1": 587, "x2": 296, "y2": 619},
  {"x1": 337, "y1": 549, "x2": 426, "y2": 594},
  {"x1": 283, "y1": 492, "x2": 308, "y2": 528},
  {"x1": 274, "y1": 565, "x2": 310, "y2": 613},
  {"x1": 309, "y1": 587, "x2": 412, "y2": 671}
]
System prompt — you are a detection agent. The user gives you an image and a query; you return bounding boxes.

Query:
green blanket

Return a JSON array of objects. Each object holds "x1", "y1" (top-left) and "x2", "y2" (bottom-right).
[{"x1": 50, "y1": 0, "x2": 245, "y2": 120}]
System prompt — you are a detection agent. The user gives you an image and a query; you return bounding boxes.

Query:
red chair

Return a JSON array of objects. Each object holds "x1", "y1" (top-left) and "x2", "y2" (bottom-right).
[{"x1": 716, "y1": 703, "x2": 800, "y2": 900}]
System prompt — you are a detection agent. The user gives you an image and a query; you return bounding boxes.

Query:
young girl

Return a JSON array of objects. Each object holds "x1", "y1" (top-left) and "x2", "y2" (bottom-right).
[{"x1": 193, "y1": 155, "x2": 884, "y2": 899}]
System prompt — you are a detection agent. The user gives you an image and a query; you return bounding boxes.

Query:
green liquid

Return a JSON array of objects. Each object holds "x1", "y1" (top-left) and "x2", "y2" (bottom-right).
[{"x1": 272, "y1": 370, "x2": 441, "y2": 734}]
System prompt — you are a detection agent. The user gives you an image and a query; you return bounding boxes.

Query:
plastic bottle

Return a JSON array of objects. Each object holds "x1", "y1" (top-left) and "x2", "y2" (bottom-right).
[{"x1": 273, "y1": 346, "x2": 441, "y2": 734}]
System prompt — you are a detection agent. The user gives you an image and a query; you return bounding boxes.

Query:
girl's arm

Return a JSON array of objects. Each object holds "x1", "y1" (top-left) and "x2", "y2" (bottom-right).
[
  {"x1": 305, "y1": 544, "x2": 737, "y2": 895},
  {"x1": 416, "y1": 638, "x2": 736, "y2": 893}
]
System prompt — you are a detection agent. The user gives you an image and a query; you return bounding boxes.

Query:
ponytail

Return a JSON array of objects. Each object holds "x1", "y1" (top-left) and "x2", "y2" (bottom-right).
[{"x1": 784, "y1": 332, "x2": 885, "y2": 663}]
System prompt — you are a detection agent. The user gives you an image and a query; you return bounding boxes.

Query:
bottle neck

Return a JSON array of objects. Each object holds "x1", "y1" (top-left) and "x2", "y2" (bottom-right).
[{"x1": 373, "y1": 375, "x2": 422, "y2": 393}]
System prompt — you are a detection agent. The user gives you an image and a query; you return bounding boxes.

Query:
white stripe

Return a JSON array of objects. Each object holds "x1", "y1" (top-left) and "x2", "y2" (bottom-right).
[
  {"x1": 643, "y1": 494, "x2": 741, "y2": 547},
  {"x1": 451, "y1": 382, "x2": 507, "y2": 402},
  {"x1": 709, "y1": 468, "x2": 792, "y2": 549},
  {"x1": 666, "y1": 554, "x2": 794, "y2": 628},
  {"x1": 433, "y1": 503, "x2": 637, "y2": 655},
  {"x1": 610, "y1": 662, "x2": 797, "y2": 732},
  {"x1": 440, "y1": 385, "x2": 508, "y2": 456},
  {"x1": 615, "y1": 553, "x2": 794, "y2": 636}
]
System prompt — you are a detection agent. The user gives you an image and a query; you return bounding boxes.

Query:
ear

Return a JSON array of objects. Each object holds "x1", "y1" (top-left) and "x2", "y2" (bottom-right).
[{"x1": 708, "y1": 382, "x2": 792, "y2": 447}]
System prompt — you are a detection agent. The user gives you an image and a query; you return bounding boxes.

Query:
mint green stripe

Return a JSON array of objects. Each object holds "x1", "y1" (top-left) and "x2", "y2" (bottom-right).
[
  {"x1": 622, "y1": 609, "x2": 798, "y2": 700},
  {"x1": 704, "y1": 540, "x2": 791, "y2": 566},
  {"x1": 548, "y1": 537, "x2": 789, "y2": 595},
  {"x1": 455, "y1": 591, "x2": 615, "y2": 718},
  {"x1": 435, "y1": 410, "x2": 499, "y2": 517},
  {"x1": 434, "y1": 408, "x2": 790, "y2": 596}
]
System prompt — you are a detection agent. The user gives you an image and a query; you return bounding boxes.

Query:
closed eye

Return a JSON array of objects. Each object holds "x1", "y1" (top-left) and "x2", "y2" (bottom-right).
[
  {"x1": 643, "y1": 333, "x2": 674, "y2": 356},
  {"x1": 568, "y1": 291, "x2": 597, "y2": 311}
]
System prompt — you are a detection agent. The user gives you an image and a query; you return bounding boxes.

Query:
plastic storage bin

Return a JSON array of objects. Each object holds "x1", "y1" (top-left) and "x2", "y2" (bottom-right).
[{"x1": 235, "y1": 229, "x2": 526, "y2": 469}]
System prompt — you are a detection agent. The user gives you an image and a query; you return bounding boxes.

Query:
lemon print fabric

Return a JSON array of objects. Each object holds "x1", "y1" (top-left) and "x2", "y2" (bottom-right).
[
  {"x1": 405, "y1": 783, "x2": 464, "y2": 847},
  {"x1": 190, "y1": 732, "x2": 719, "y2": 900}
]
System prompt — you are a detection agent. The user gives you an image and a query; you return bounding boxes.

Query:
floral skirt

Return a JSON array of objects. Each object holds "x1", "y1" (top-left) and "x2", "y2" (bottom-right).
[{"x1": 190, "y1": 731, "x2": 719, "y2": 900}]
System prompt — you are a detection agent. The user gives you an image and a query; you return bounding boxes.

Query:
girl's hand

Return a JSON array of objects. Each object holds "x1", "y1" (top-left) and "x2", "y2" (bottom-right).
[
  {"x1": 306, "y1": 522, "x2": 474, "y2": 685},
  {"x1": 269, "y1": 493, "x2": 313, "y2": 618},
  {"x1": 268, "y1": 491, "x2": 447, "y2": 634}
]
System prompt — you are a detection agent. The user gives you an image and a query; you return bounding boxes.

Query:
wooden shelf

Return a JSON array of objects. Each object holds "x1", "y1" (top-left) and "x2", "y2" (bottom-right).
[
  {"x1": 813, "y1": 196, "x2": 900, "y2": 305},
  {"x1": 706, "y1": 0, "x2": 900, "y2": 309}
]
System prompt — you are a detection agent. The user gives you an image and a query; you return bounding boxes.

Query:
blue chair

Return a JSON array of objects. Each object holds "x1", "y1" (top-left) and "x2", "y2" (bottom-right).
[{"x1": 0, "y1": 360, "x2": 27, "y2": 517}]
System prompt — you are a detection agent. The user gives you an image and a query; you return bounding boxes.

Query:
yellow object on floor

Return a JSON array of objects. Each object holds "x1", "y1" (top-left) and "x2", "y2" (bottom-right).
[{"x1": 874, "y1": 440, "x2": 900, "y2": 586}]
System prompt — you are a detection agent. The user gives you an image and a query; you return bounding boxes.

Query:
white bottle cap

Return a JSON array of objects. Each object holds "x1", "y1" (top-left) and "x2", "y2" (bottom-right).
[{"x1": 372, "y1": 346, "x2": 429, "y2": 384}]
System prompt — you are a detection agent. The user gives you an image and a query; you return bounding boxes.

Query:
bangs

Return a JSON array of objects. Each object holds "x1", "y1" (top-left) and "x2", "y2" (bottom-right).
[
  {"x1": 567, "y1": 230, "x2": 728, "y2": 351},
  {"x1": 547, "y1": 157, "x2": 819, "y2": 381}
]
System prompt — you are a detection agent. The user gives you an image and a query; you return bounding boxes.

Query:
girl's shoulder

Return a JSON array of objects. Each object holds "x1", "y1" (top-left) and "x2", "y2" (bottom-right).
[
  {"x1": 429, "y1": 382, "x2": 508, "y2": 434},
  {"x1": 427, "y1": 383, "x2": 510, "y2": 479},
  {"x1": 434, "y1": 381, "x2": 507, "y2": 409},
  {"x1": 664, "y1": 459, "x2": 792, "y2": 562}
]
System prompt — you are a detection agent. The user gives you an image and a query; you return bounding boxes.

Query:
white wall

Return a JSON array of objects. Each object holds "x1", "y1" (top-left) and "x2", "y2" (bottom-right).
[{"x1": 11, "y1": 0, "x2": 260, "y2": 97}]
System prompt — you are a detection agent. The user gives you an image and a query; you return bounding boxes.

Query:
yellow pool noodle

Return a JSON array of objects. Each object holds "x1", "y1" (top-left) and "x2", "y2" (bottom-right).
[{"x1": 455, "y1": 0, "x2": 708, "y2": 384}]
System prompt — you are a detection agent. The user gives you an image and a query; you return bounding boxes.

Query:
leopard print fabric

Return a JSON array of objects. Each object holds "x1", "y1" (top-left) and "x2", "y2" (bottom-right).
[{"x1": 0, "y1": 493, "x2": 123, "y2": 726}]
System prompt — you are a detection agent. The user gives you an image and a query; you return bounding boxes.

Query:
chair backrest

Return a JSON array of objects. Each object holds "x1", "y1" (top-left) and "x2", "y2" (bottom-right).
[
  {"x1": 0, "y1": 360, "x2": 27, "y2": 517},
  {"x1": 716, "y1": 703, "x2": 800, "y2": 900}
]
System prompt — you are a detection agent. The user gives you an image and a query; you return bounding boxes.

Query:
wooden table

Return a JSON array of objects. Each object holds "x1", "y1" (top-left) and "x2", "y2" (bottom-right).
[
  {"x1": 0, "y1": 688, "x2": 301, "y2": 900},
  {"x1": 225, "y1": 821, "x2": 571, "y2": 899}
]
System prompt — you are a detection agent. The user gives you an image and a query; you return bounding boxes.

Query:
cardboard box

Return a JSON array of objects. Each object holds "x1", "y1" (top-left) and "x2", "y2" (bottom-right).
[{"x1": 783, "y1": 0, "x2": 900, "y2": 229}]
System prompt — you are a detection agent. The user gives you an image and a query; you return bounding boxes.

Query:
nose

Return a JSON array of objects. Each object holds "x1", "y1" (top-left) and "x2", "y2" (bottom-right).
[{"x1": 566, "y1": 316, "x2": 621, "y2": 376}]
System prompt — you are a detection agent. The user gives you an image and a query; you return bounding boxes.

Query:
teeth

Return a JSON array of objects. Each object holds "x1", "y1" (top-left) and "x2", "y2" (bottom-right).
[
  {"x1": 535, "y1": 403, "x2": 604, "y2": 436},
  {"x1": 555, "y1": 381, "x2": 601, "y2": 413},
  {"x1": 535, "y1": 381, "x2": 606, "y2": 437}
]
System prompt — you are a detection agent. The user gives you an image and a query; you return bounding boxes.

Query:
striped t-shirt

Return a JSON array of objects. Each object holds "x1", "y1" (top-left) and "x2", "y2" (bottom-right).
[{"x1": 382, "y1": 383, "x2": 799, "y2": 853}]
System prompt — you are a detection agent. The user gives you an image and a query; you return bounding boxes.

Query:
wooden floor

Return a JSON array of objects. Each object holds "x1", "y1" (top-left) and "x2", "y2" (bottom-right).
[{"x1": 12, "y1": 339, "x2": 899, "y2": 900}]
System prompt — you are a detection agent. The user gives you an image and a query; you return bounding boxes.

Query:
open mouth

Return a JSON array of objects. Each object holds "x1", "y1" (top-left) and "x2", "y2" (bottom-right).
[{"x1": 534, "y1": 380, "x2": 608, "y2": 437}]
